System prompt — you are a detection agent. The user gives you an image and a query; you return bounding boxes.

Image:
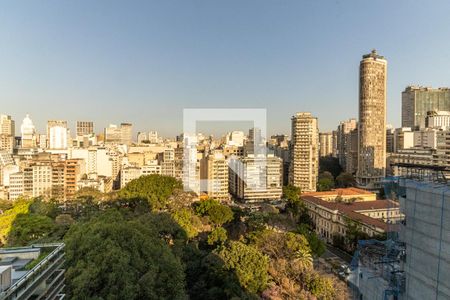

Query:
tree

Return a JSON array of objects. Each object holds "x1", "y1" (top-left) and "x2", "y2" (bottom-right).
[
  {"x1": 319, "y1": 156, "x2": 342, "y2": 178},
  {"x1": 118, "y1": 175, "x2": 182, "y2": 210},
  {"x1": 172, "y1": 208, "x2": 201, "y2": 239},
  {"x1": 317, "y1": 171, "x2": 335, "y2": 191},
  {"x1": 194, "y1": 199, "x2": 233, "y2": 226},
  {"x1": 0, "y1": 199, "x2": 32, "y2": 246},
  {"x1": 207, "y1": 227, "x2": 227, "y2": 246},
  {"x1": 7, "y1": 214, "x2": 56, "y2": 246},
  {"x1": 297, "y1": 224, "x2": 326, "y2": 257},
  {"x1": 217, "y1": 241, "x2": 269, "y2": 294},
  {"x1": 64, "y1": 210, "x2": 187, "y2": 300},
  {"x1": 336, "y1": 172, "x2": 356, "y2": 188}
]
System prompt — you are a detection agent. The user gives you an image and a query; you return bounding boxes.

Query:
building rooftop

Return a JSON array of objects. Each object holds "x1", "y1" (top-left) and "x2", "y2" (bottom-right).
[
  {"x1": 302, "y1": 187, "x2": 373, "y2": 197},
  {"x1": 302, "y1": 195, "x2": 399, "y2": 231}
]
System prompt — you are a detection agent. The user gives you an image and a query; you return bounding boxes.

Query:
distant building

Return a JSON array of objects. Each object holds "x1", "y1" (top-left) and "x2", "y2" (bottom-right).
[
  {"x1": 47, "y1": 120, "x2": 69, "y2": 150},
  {"x1": 104, "y1": 123, "x2": 133, "y2": 145},
  {"x1": 0, "y1": 115, "x2": 15, "y2": 154},
  {"x1": 120, "y1": 123, "x2": 133, "y2": 145},
  {"x1": 0, "y1": 243, "x2": 65, "y2": 299},
  {"x1": 425, "y1": 110, "x2": 450, "y2": 129},
  {"x1": 302, "y1": 187, "x2": 377, "y2": 202},
  {"x1": 357, "y1": 50, "x2": 387, "y2": 190},
  {"x1": 229, "y1": 154, "x2": 282, "y2": 202},
  {"x1": 20, "y1": 114, "x2": 37, "y2": 148},
  {"x1": 402, "y1": 86, "x2": 450, "y2": 129},
  {"x1": 319, "y1": 132, "x2": 333, "y2": 157},
  {"x1": 76, "y1": 121, "x2": 94, "y2": 136},
  {"x1": 337, "y1": 119, "x2": 357, "y2": 171},
  {"x1": 386, "y1": 126, "x2": 395, "y2": 153},
  {"x1": 137, "y1": 132, "x2": 148, "y2": 144},
  {"x1": 200, "y1": 151, "x2": 229, "y2": 201},
  {"x1": 289, "y1": 112, "x2": 319, "y2": 192},
  {"x1": 394, "y1": 127, "x2": 414, "y2": 152}
]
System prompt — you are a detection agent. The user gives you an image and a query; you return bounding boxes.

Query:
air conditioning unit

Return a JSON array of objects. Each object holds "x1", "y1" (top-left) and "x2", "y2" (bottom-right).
[{"x1": 0, "y1": 265, "x2": 12, "y2": 292}]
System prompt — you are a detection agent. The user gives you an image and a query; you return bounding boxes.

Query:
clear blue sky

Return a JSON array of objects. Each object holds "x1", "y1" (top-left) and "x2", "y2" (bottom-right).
[{"x1": 1, "y1": 0, "x2": 450, "y2": 137}]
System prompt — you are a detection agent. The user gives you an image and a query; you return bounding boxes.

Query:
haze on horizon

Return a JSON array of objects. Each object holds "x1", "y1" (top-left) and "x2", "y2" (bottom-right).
[{"x1": 1, "y1": 0, "x2": 450, "y2": 137}]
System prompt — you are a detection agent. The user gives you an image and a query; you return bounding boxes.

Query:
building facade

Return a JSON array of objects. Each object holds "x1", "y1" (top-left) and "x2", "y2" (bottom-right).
[
  {"x1": 319, "y1": 132, "x2": 333, "y2": 157},
  {"x1": 402, "y1": 86, "x2": 450, "y2": 129},
  {"x1": 357, "y1": 50, "x2": 387, "y2": 189},
  {"x1": 289, "y1": 112, "x2": 319, "y2": 192}
]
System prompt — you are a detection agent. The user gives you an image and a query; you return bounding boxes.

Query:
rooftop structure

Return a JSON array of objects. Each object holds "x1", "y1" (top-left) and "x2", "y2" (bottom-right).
[
  {"x1": 0, "y1": 243, "x2": 65, "y2": 300},
  {"x1": 302, "y1": 187, "x2": 376, "y2": 202}
]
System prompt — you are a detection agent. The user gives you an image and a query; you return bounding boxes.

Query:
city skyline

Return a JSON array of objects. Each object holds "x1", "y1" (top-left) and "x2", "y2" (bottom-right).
[{"x1": 2, "y1": 1, "x2": 450, "y2": 136}]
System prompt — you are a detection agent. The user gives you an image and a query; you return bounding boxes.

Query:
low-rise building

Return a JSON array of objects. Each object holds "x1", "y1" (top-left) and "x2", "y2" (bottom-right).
[
  {"x1": 302, "y1": 187, "x2": 377, "y2": 202},
  {"x1": 302, "y1": 194, "x2": 402, "y2": 243},
  {"x1": 0, "y1": 243, "x2": 65, "y2": 300}
]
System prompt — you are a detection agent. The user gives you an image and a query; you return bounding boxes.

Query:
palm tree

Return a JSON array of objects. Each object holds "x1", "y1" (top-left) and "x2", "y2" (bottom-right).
[{"x1": 293, "y1": 248, "x2": 313, "y2": 271}]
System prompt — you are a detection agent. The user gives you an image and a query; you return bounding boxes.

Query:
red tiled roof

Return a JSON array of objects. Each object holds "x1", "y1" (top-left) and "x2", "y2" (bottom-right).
[
  {"x1": 301, "y1": 195, "x2": 399, "y2": 231},
  {"x1": 302, "y1": 187, "x2": 373, "y2": 197}
]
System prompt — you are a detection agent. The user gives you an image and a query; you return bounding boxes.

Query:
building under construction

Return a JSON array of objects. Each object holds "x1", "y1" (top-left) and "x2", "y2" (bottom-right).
[{"x1": 350, "y1": 176, "x2": 450, "y2": 299}]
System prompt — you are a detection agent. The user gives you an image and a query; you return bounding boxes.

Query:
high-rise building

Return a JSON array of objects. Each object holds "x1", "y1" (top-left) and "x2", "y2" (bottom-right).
[
  {"x1": 47, "y1": 120, "x2": 69, "y2": 149},
  {"x1": 76, "y1": 121, "x2": 94, "y2": 136},
  {"x1": 65, "y1": 159, "x2": 85, "y2": 199},
  {"x1": 120, "y1": 123, "x2": 133, "y2": 145},
  {"x1": 104, "y1": 124, "x2": 122, "y2": 144},
  {"x1": 289, "y1": 112, "x2": 319, "y2": 192},
  {"x1": 337, "y1": 118, "x2": 357, "y2": 170},
  {"x1": 21, "y1": 114, "x2": 37, "y2": 148},
  {"x1": 200, "y1": 151, "x2": 229, "y2": 201},
  {"x1": 356, "y1": 50, "x2": 387, "y2": 189},
  {"x1": 402, "y1": 86, "x2": 450, "y2": 129},
  {"x1": 319, "y1": 132, "x2": 333, "y2": 157},
  {"x1": 0, "y1": 114, "x2": 14, "y2": 154}
]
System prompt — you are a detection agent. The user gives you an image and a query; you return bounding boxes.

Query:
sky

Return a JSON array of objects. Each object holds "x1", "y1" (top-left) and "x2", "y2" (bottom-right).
[{"x1": 1, "y1": 0, "x2": 450, "y2": 138}]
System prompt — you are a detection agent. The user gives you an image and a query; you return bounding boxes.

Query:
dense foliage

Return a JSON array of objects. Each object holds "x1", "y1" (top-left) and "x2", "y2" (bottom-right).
[
  {"x1": 0, "y1": 175, "x2": 347, "y2": 299},
  {"x1": 64, "y1": 210, "x2": 187, "y2": 300},
  {"x1": 118, "y1": 174, "x2": 182, "y2": 210}
]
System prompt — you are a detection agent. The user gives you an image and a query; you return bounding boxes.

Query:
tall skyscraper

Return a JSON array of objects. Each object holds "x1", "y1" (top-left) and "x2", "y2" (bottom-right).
[
  {"x1": 47, "y1": 120, "x2": 69, "y2": 149},
  {"x1": 289, "y1": 112, "x2": 319, "y2": 192},
  {"x1": 0, "y1": 115, "x2": 15, "y2": 153},
  {"x1": 356, "y1": 50, "x2": 387, "y2": 189},
  {"x1": 76, "y1": 121, "x2": 94, "y2": 136},
  {"x1": 21, "y1": 114, "x2": 37, "y2": 148},
  {"x1": 319, "y1": 132, "x2": 333, "y2": 157},
  {"x1": 402, "y1": 86, "x2": 450, "y2": 129}
]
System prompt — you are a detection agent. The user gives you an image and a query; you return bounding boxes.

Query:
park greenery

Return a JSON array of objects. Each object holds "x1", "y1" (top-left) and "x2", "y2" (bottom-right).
[{"x1": 0, "y1": 174, "x2": 348, "y2": 299}]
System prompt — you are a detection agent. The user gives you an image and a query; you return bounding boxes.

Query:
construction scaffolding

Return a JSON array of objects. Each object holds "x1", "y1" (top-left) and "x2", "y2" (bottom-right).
[{"x1": 350, "y1": 176, "x2": 450, "y2": 299}]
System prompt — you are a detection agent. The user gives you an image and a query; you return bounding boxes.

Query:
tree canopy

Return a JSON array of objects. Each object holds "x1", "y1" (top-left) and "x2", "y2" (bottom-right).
[
  {"x1": 64, "y1": 210, "x2": 187, "y2": 300},
  {"x1": 118, "y1": 175, "x2": 182, "y2": 210}
]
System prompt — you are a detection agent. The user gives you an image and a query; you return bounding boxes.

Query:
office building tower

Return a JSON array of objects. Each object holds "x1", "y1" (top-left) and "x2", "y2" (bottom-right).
[
  {"x1": 47, "y1": 120, "x2": 69, "y2": 150},
  {"x1": 20, "y1": 114, "x2": 37, "y2": 148},
  {"x1": 402, "y1": 86, "x2": 450, "y2": 129},
  {"x1": 319, "y1": 132, "x2": 333, "y2": 157},
  {"x1": 148, "y1": 131, "x2": 159, "y2": 143},
  {"x1": 289, "y1": 112, "x2": 319, "y2": 192},
  {"x1": 356, "y1": 50, "x2": 387, "y2": 189},
  {"x1": 76, "y1": 121, "x2": 94, "y2": 136}
]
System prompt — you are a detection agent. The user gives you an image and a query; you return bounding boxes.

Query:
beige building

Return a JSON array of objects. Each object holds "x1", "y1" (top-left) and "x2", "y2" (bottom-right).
[
  {"x1": 357, "y1": 50, "x2": 387, "y2": 189},
  {"x1": 319, "y1": 132, "x2": 333, "y2": 157},
  {"x1": 302, "y1": 187, "x2": 377, "y2": 202},
  {"x1": 200, "y1": 151, "x2": 229, "y2": 201},
  {"x1": 0, "y1": 115, "x2": 15, "y2": 154},
  {"x1": 289, "y1": 112, "x2": 319, "y2": 192},
  {"x1": 337, "y1": 118, "x2": 357, "y2": 171},
  {"x1": 229, "y1": 154, "x2": 282, "y2": 202},
  {"x1": 303, "y1": 194, "x2": 402, "y2": 243}
]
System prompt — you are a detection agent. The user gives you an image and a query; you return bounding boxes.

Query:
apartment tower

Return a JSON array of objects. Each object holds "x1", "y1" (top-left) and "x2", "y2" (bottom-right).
[
  {"x1": 289, "y1": 112, "x2": 319, "y2": 192},
  {"x1": 356, "y1": 50, "x2": 387, "y2": 189}
]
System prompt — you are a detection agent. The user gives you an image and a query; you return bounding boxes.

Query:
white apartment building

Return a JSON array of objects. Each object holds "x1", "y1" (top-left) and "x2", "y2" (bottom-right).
[
  {"x1": 47, "y1": 120, "x2": 68, "y2": 150},
  {"x1": 229, "y1": 154, "x2": 282, "y2": 202}
]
